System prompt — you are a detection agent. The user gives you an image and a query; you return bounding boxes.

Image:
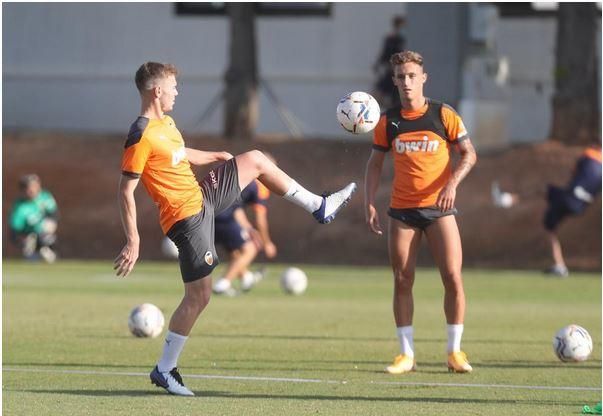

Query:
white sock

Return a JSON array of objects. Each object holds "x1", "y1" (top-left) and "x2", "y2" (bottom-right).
[
  {"x1": 283, "y1": 180, "x2": 323, "y2": 213},
  {"x1": 447, "y1": 324, "x2": 464, "y2": 353},
  {"x1": 396, "y1": 326, "x2": 414, "y2": 358},
  {"x1": 157, "y1": 330, "x2": 188, "y2": 372}
]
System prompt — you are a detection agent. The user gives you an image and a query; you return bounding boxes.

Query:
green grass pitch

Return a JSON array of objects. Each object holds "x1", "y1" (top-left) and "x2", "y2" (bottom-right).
[{"x1": 3, "y1": 260, "x2": 601, "y2": 415}]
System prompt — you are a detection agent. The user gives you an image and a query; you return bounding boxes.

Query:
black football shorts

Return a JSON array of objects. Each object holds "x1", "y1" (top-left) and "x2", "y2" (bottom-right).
[
  {"x1": 166, "y1": 158, "x2": 241, "y2": 282},
  {"x1": 388, "y1": 206, "x2": 458, "y2": 230},
  {"x1": 543, "y1": 184, "x2": 586, "y2": 231}
]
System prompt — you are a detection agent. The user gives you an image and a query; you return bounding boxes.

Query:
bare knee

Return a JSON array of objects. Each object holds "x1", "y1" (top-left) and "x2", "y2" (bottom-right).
[
  {"x1": 183, "y1": 285, "x2": 211, "y2": 316},
  {"x1": 242, "y1": 149, "x2": 266, "y2": 169},
  {"x1": 441, "y1": 272, "x2": 463, "y2": 294},
  {"x1": 393, "y1": 269, "x2": 414, "y2": 294}
]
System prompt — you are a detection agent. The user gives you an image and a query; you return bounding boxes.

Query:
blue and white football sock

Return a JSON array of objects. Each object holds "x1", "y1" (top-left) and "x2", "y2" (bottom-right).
[
  {"x1": 396, "y1": 325, "x2": 414, "y2": 358},
  {"x1": 447, "y1": 324, "x2": 464, "y2": 353},
  {"x1": 157, "y1": 330, "x2": 188, "y2": 373},
  {"x1": 284, "y1": 180, "x2": 323, "y2": 213}
]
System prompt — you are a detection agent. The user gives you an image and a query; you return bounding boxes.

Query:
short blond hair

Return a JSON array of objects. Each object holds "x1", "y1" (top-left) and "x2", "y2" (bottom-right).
[
  {"x1": 135, "y1": 62, "x2": 179, "y2": 92},
  {"x1": 390, "y1": 50, "x2": 424, "y2": 70}
]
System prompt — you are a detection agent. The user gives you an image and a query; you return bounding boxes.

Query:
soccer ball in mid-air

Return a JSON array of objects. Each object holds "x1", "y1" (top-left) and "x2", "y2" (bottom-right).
[
  {"x1": 161, "y1": 237, "x2": 179, "y2": 259},
  {"x1": 336, "y1": 91, "x2": 381, "y2": 134},
  {"x1": 128, "y1": 303, "x2": 165, "y2": 338},
  {"x1": 553, "y1": 324, "x2": 592, "y2": 362},
  {"x1": 280, "y1": 267, "x2": 308, "y2": 295}
]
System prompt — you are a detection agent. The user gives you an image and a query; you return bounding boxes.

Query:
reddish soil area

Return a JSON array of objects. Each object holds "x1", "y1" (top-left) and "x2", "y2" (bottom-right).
[{"x1": 3, "y1": 131, "x2": 601, "y2": 271}]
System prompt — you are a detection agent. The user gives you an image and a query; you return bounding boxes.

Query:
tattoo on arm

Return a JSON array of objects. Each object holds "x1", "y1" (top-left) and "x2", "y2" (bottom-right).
[{"x1": 450, "y1": 139, "x2": 477, "y2": 187}]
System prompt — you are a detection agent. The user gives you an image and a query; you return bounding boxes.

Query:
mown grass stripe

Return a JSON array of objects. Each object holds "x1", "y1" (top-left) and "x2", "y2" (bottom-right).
[{"x1": 4, "y1": 367, "x2": 599, "y2": 391}]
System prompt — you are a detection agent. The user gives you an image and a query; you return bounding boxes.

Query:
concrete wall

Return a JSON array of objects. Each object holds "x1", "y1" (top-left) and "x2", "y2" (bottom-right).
[
  {"x1": 3, "y1": 2, "x2": 404, "y2": 137},
  {"x1": 495, "y1": 18, "x2": 557, "y2": 143},
  {"x1": 496, "y1": 16, "x2": 601, "y2": 143},
  {"x1": 3, "y1": 3, "x2": 600, "y2": 143},
  {"x1": 405, "y1": 3, "x2": 466, "y2": 107}
]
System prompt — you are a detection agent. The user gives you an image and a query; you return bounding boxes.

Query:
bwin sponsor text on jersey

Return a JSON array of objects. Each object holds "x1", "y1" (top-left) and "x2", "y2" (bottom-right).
[{"x1": 394, "y1": 136, "x2": 439, "y2": 154}]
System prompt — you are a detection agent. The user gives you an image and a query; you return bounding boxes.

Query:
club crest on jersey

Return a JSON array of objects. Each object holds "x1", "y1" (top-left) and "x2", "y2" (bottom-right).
[
  {"x1": 394, "y1": 136, "x2": 439, "y2": 154},
  {"x1": 171, "y1": 146, "x2": 187, "y2": 166},
  {"x1": 204, "y1": 250, "x2": 214, "y2": 266}
]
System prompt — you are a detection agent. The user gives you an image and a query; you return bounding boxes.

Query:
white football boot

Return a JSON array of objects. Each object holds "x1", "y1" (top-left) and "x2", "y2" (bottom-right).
[
  {"x1": 312, "y1": 182, "x2": 357, "y2": 224},
  {"x1": 150, "y1": 366, "x2": 194, "y2": 396}
]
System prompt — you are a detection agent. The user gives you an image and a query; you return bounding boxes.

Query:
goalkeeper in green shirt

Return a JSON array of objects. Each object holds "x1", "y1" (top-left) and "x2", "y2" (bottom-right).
[{"x1": 9, "y1": 174, "x2": 58, "y2": 263}]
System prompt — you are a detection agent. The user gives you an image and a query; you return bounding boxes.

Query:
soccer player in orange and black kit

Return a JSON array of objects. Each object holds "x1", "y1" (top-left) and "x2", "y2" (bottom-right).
[
  {"x1": 114, "y1": 62, "x2": 356, "y2": 396},
  {"x1": 364, "y1": 51, "x2": 477, "y2": 374}
]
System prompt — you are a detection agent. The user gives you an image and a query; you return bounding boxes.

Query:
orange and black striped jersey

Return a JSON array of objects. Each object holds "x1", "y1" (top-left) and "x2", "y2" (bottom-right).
[
  {"x1": 372, "y1": 99, "x2": 469, "y2": 209},
  {"x1": 121, "y1": 115, "x2": 203, "y2": 234}
]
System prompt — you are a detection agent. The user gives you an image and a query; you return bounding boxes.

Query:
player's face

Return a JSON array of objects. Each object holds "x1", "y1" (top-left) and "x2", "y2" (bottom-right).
[
  {"x1": 24, "y1": 181, "x2": 40, "y2": 200},
  {"x1": 157, "y1": 75, "x2": 178, "y2": 112},
  {"x1": 393, "y1": 63, "x2": 427, "y2": 102}
]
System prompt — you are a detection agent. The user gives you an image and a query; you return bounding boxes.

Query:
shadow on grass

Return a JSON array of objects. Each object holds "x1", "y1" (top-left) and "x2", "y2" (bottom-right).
[
  {"x1": 5, "y1": 388, "x2": 158, "y2": 397},
  {"x1": 4, "y1": 362, "x2": 150, "y2": 370},
  {"x1": 200, "y1": 333, "x2": 392, "y2": 342},
  {"x1": 200, "y1": 333, "x2": 569, "y2": 346},
  {"x1": 8, "y1": 389, "x2": 589, "y2": 406},
  {"x1": 7, "y1": 357, "x2": 600, "y2": 373}
]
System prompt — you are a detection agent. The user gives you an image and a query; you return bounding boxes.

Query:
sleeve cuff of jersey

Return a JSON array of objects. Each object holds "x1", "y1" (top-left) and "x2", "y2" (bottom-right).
[
  {"x1": 122, "y1": 171, "x2": 142, "y2": 178},
  {"x1": 457, "y1": 135, "x2": 469, "y2": 143},
  {"x1": 372, "y1": 144, "x2": 390, "y2": 152}
]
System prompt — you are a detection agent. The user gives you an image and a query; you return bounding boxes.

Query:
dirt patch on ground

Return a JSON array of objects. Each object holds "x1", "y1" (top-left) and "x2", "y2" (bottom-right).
[{"x1": 3, "y1": 131, "x2": 601, "y2": 271}]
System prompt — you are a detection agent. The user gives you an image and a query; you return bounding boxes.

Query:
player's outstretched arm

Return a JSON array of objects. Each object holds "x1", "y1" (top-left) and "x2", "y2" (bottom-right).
[
  {"x1": 185, "y1": 148, "x2": 233, "y2": 166},
  {"x1": 114, "y1": 175, "x2": 141, "y2": 278},
  {"x1": 365, "y1": 150, "x2": 386, "y2": 235},
  {"x1": 436, "y1": 139, "x2": 477, "y2": 211}
]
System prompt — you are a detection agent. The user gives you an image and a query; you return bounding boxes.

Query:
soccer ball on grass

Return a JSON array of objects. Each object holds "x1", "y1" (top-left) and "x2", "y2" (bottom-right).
[
  {"x1": 128, "y1": 303, "x2": 165, "y2": 338},
  {"x1": 552, "y1": 324, "x2": 592, "y2": 362},
  {"x1": 280, "y1": 267, "x2": 308, "y2": 295},
  {"x1": 336, "y1": 91, "x2": 381, "y2": 134}
]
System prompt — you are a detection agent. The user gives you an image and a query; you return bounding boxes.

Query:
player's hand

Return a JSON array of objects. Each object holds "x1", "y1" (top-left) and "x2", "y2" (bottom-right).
[
  {"x1": 365, "y1": 204, "x2": 383, "y2": 235},
  {"x1": 263, "y1": 241, "x2": 277, "y2": 259},
  {"x1": 221, "y1": 151, "x2": 234, "y2": 161},
  {"x1": 436, "y1": 183, "x2": 457, "y2": 212},
  {"x1": 247, "y1": 228, "x2": 263, "y2": 249},
  {"x1": 113, "y1": 241, "x2": 139, "y2": 278}
]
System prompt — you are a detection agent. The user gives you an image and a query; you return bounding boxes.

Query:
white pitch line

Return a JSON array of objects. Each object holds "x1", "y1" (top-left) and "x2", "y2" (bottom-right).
[
  {"x1": 2, "y1": 367, "x2": 339, "y2": 384},
  {"x1": 3, "y1": 367, "x2": 600, "y2": 392}
]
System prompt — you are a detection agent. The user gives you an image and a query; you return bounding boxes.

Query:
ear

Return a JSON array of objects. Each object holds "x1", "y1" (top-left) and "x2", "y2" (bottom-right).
[
  {"x1": 152, "y1": 84, "x2": 162, "y2": 98},
  {"x1": 423, "y1": 72, "x2": 428, "y2": 84}
]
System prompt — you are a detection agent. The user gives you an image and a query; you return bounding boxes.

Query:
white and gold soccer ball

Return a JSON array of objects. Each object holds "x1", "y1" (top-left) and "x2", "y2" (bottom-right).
[
  {"x1": 553, "y1": 324, "x2": 593, "y2": 362},
  {"x1": 280, "y1": 267, "x2": 308, "y2": 295},
  {"x1": 336, "y1": 91, "x2": 381, "y2": 134},
  {"x1": 128, "y1": 303, "x2": 165, "y2": 338}
]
